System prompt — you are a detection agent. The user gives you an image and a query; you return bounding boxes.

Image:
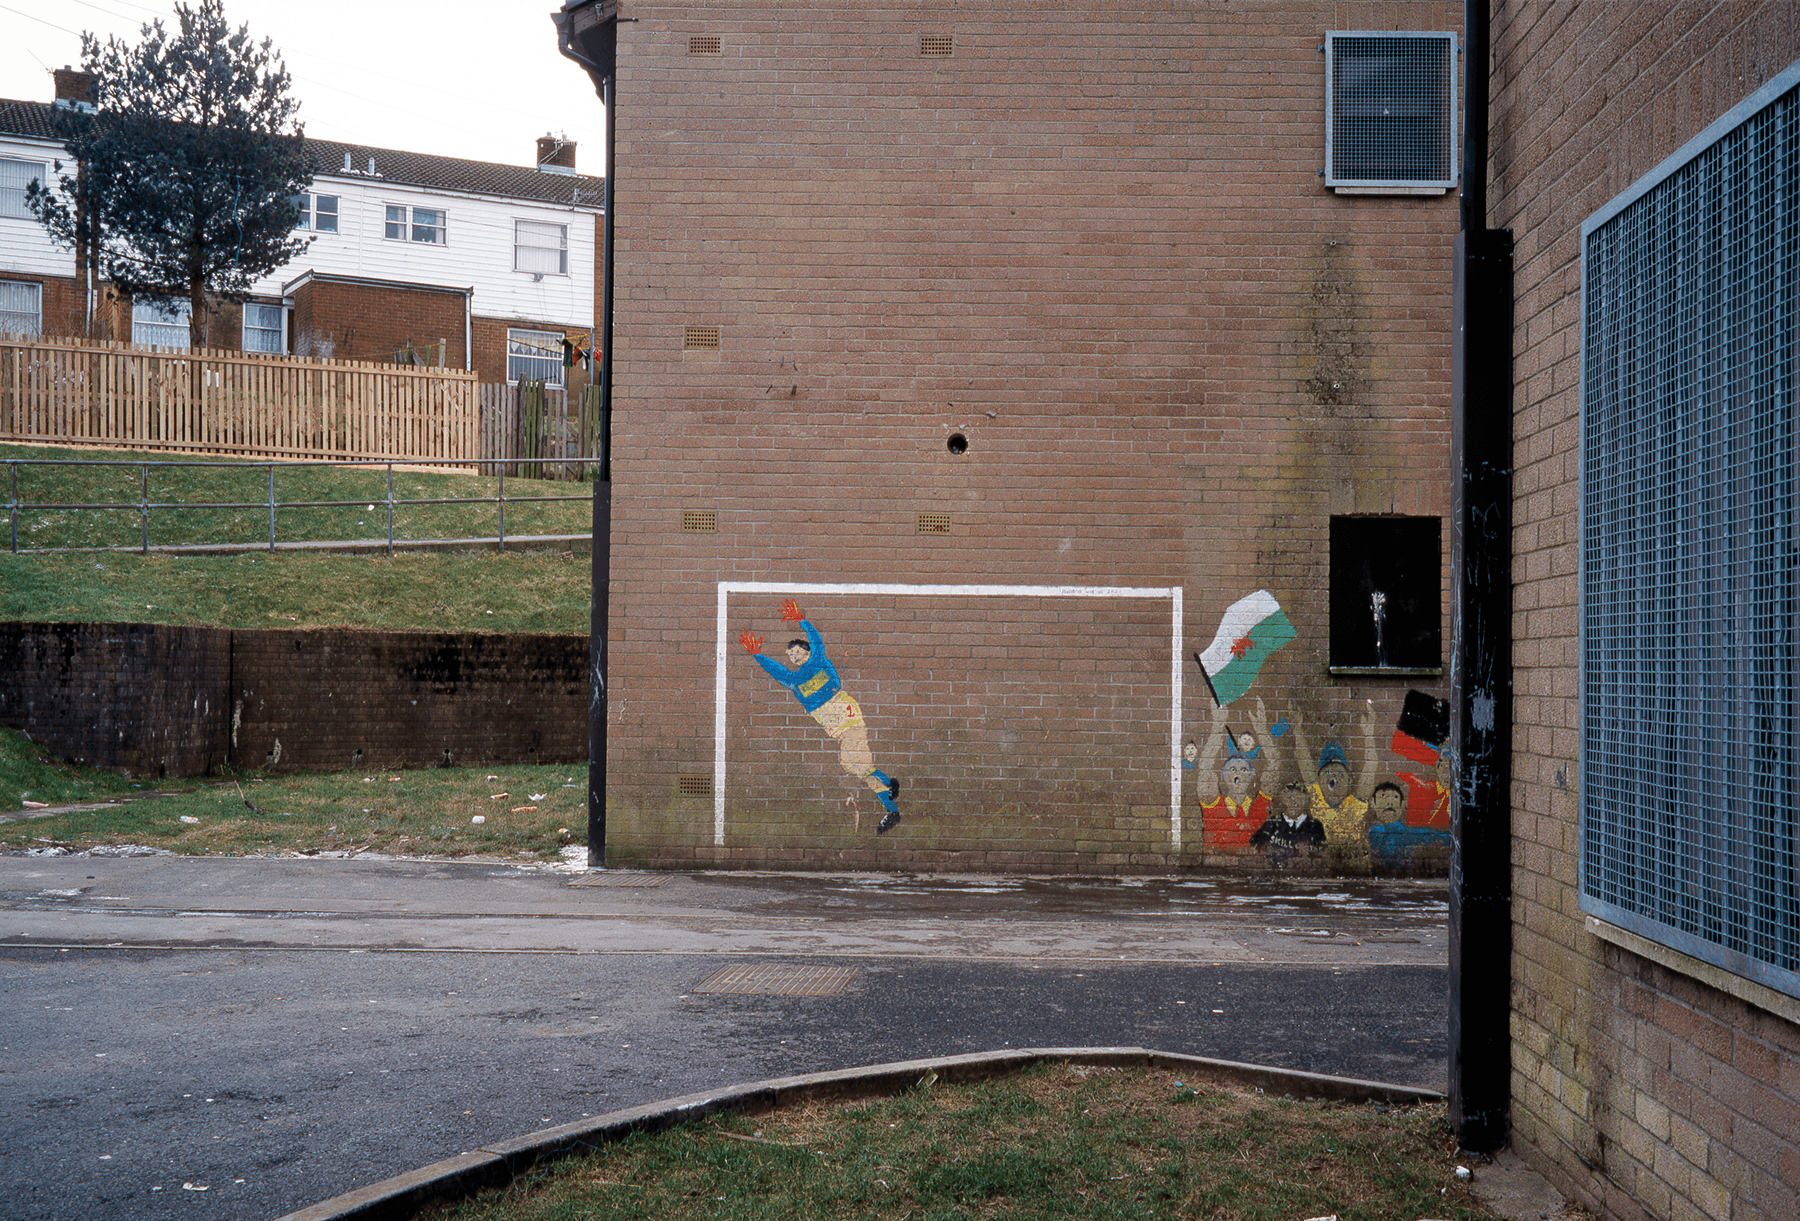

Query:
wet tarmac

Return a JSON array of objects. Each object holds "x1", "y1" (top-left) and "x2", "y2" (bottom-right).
[{"x1": 0, "y1": 856, "x2": 1452, "y2": 1220}]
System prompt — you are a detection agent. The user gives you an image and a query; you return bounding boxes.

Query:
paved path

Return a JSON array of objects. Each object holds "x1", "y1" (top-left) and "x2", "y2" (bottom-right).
[{"x1": 1, "y1": 856, "x2": 1451, "y2": 1220}]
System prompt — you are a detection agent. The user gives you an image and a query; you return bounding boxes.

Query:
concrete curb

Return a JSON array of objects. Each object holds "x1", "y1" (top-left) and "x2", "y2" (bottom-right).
[{"x1": 272, "y1": 1046, "x2": 1446, "y2": 1221}]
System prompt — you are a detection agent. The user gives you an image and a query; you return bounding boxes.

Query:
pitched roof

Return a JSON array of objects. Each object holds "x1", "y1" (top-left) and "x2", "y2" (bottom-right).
[
  {"x1": 0, "y1": 98, "x2": 604, "y2": 208},
  {"x1": 0, "y1": 98, "x2": 65, "y2": 143},
  {"x1": 305, "y1": 138, "x2": 604, "y2": 208}
]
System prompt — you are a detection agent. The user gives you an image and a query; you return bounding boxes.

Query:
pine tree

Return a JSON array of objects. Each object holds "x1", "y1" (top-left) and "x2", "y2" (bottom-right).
[{"x1": 27, "y1": 0, "x2": 312, "y2": 348}]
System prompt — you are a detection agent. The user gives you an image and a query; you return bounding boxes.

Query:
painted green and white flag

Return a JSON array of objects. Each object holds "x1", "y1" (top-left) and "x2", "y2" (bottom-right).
[{"x1": 1196, "y1": 590, "x2": 1296, "y2": 705}]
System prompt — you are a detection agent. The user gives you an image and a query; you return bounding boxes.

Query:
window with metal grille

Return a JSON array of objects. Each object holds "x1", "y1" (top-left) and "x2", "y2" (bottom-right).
[
  {"x1": 0, "y1": 280, "x2": 41, "y2": 336},
  {"x1": 1580, "y1": 63, "x2": 1800, "y2": 1001},
  {"x1": 507, "y1": 327, "x2": 565, "y2": 387},
  {"x1": 1324, "y1": 31, "x2": 1457, "y2": 192}
]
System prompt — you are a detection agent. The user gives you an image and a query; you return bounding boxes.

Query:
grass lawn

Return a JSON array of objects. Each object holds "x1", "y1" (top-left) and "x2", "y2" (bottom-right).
[{"x1": 422, "y1": 1063, "x2": 1517, "y2": 1221}]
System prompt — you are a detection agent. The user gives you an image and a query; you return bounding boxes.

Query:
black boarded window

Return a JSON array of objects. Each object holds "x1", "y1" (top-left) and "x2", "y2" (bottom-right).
[{"x1": 1329, "y1": 516, "x2": 1441, "y2": 672}]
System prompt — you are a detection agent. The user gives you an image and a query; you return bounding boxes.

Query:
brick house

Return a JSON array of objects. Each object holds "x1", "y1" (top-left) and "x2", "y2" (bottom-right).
[
  {"x1": 1491, "y1": 2, "x2": 1800, "y2": 1218},
  {"x1": 555, "y1": 0, "x2": 1470, "y2": 873},
  {"x1": 0, "y1": 69, "x2": 604, "y2": 393}
]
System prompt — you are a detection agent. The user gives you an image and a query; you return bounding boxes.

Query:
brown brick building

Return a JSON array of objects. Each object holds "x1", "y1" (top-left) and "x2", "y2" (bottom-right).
[
  {"x1": 559, "y1": 0, "x2": 1468, "y2": 873},
  {"x1": 1491, "y1": 2, "x2": 1800, "y2": 1218}
]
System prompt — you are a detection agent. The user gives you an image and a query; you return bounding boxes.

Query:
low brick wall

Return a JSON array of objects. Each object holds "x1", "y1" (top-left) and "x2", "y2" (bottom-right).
[{"x1": 0, "y1": 623, "x2": 587, "y2": 777}]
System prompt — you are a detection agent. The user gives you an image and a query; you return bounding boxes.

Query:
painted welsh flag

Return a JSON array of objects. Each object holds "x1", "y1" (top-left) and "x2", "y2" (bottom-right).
[{"x1": 1195, "y1": 590, "x2": 1296, "y2": 706}]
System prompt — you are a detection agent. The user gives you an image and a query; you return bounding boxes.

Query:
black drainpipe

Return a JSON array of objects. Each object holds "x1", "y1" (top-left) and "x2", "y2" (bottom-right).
[
  {"x1": 1449, "y1": 0, "x2": 1514, "y2": 1154},
  {"x1": 554, "y1": 1, "x2": 618, "y2": 868}
]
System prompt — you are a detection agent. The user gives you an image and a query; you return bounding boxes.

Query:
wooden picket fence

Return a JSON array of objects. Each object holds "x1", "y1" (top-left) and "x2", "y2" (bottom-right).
[
  {"x1": 478, "y1": 381, "x2": 604, "y2": 481},
  {"x1": 0, "y1": 334, "x2": 480, "y2": 464}
]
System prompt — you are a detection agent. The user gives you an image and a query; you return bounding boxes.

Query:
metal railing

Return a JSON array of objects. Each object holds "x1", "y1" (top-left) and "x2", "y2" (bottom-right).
[{"x1": 4, "y1": 457, "x2": 592, "y2": 555}]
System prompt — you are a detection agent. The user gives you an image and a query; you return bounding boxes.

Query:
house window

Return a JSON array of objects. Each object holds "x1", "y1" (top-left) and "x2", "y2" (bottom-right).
[
  {"x1": 514, "y1": 220, "x2": 568, "y2": 276},
  {"x1": 1, "y1": 157, "x2": 46, "y2": 219},
  {"x1": 132, "y1": 297, "x2": 190, "y2": 349},
  {"x1": 0, "y1": 280, "x2": 42, "y2": 336},
  {"x1": 242, "y1": 302, "x2": 284, "y2": 353},
  {"x1": 385, "y1": 204, "x2": 445, "y2": 244},
  {"x1": 292, "y1": 192, "x2": 338, "y2": 232},
  {"x1": 507, "y1": 327, "x2": 564, "y2": 386},
  {"x1": 1580, "y1": 63, "x2": 1800, "y2": 1001},
  {"x1": 1328, "y1": 516, "x2": 1441, "y2": 674},
  {"x1": 1323, "y1": 31, "x2": 1458, "y2": 191}
]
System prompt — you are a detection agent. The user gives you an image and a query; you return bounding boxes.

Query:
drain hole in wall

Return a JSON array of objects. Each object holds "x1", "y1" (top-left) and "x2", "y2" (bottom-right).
[{"x1": 947, "y1": 433, "x2": 968, "y2": 455}]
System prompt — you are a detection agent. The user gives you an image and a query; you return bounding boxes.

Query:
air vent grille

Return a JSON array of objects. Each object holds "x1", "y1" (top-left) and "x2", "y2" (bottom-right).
[
  {"x1": 681, "y1": 509, "x2": 718, "y2": 533},
  {"x1": 684, "y1": 325, "x2": 721, "y2": 350},
  {"x1": 689, "y1": 35, "x2": 722, "y2": 55},
  {"x1": 677, "y1": 774, "x2": 713, "y2": 797},
  {"x1": 916, "y1": 512, "x2": 952, "y2": 535},
  {"x1": 920, "y1": 34, "x2": 954, "y2": 57}
]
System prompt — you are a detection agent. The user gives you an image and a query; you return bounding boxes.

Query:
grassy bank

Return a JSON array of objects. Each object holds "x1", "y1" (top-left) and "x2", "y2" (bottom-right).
[
  {"x1": 0, "y1": 548, "x2": 590, "y2": 632},
  {"x1": 0, "y1": 441, "x2": 591, "y2": 550},
  {"x1": 1, "y1": 729, "x2": 585, "y2": 862},
  {"x1": 426, "y1": 1063, "x2": 1511, "y2": 1221},
  {"x1": 1, "y1": 441, "x2": 593, "y2": 633}
]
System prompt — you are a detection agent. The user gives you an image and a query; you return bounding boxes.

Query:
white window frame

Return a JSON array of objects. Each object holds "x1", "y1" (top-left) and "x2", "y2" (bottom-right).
[
  {"x1": 292, "y1": 192, "x2": 338, "y2": 233},
  {"x1": 507, "y1": 327, "x2": 565, "y2": 387},
  {"x1": 241, "y1": 302, "x2": 285, "y2": 354},
  {"x1": 385, "y1": 203, "x2": 445, "y2": 245},
  {"x1": 132, "y1": 297, "x2": 191, "y2": 350},
  {"x1": 1323, "y1": 31, "x2": 1459, "y2": 193},
  {"x1": 1, "y1": 157, "x2": 47, "y2": 220},
  {"x1": 514, "y1": 220, "x2": 569, "y2": 276},
  {"x1": 0, "y1": 280, "x2": 42, "y2": 336}
]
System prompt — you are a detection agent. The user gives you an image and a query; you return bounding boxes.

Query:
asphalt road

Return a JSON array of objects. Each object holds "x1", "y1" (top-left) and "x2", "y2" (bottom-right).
[{"x1": 0, "y1": 856, "x2": 1451, "y2": 1221}]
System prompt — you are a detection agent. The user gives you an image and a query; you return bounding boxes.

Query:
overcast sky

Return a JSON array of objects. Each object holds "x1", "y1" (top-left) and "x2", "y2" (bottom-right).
[{"x1": 0, "y1": 0, "x2": 608, "y2": 173}]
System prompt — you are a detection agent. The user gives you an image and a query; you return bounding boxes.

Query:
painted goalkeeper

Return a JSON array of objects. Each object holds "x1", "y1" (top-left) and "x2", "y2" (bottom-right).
[{"x1": 739, "y1": 599, "x2": 903, "y2": 833}]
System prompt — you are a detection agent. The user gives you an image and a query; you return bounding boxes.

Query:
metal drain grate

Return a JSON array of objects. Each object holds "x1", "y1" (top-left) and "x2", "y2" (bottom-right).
[
  {"x1": 692, "y1": 962, "x2": 860, "y2": 997},
  {"x1": 566, "y1": 872, "x2": 671, "y2": 888}
]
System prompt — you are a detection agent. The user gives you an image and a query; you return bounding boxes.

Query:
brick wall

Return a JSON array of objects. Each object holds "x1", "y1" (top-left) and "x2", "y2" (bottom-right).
[
  {"x1": 0, "y1": 623, "x2": 231, "y2": 777},
  {"x1": 290, "y1": 276, "x2": 470, "y2": 369},
  {"x1": 1491, "y1": 3, "x2": 1800, "y2": 1218},
  {"x1": 600, "y1": 0, "x2": 1466, "y2": 872},
  {"x1": 0, "y1": 623, "x2": 587, "y2": 776},
  {"x1": 0, "y1": 273, "x2": 91, "y2": 340}
]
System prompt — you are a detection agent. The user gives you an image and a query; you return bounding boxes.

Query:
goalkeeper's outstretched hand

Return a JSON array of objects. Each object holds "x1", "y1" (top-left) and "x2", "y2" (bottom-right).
[
  {"x1": 738, "y1": 629, "x2": 764, "y2": 655},
  {"x1": 778, "y1": 599, "x2": 805, "y2": 623}
]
